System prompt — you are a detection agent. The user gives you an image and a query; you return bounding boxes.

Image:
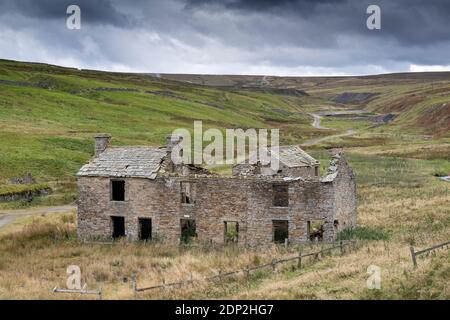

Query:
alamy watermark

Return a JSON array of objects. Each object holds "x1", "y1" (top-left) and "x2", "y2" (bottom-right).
[
  {"x1": 66, "y1": 5, "x2": 81, "y2": 30},
  {"x1": 66, "y1": 265, "x2": 83, "y2": 290},
  {"x1": 366, "y1": 265, "x2": 381, "y2": 289},
  {"x1": 170, "y1": 121, "x2": 280, "y2": 171},
  {"x1": 366, "y1": 5, "x2": 381, "y2": 30}
]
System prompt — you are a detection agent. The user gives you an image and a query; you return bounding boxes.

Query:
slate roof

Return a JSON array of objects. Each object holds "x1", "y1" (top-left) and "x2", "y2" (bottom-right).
[
  {"x1": 273, "y1": 145, "x2": 319, "y2": 167},
  {"x1": 77, "y1": 147, "x2": 167, "y2": 179}
]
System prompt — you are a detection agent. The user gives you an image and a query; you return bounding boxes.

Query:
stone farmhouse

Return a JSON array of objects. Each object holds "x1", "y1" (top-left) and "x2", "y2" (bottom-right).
[{"x1": 76, "y1": 134, "x2": 357, "y2": 247}]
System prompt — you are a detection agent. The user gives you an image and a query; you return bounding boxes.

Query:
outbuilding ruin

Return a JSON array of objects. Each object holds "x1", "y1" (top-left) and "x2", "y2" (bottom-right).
[{"x1": 76, "y1": 134, "x2": 357, "y2": 247}]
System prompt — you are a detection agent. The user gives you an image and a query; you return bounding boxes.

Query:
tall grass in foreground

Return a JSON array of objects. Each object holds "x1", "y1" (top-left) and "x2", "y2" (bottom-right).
[{"x1": 0, "y1": 213, "x2": 326, "y2": 299}]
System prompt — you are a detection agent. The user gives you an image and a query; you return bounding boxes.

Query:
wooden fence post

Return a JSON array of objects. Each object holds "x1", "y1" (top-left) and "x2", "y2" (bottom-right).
[
  {"x1": 410, "y1": 246, "x2": 417, "y2": 268},
  {"x1": 245, "y1": 265, "x2": 250, "y2": 279},
  {"x1": 271, "y1": 259, "x2": 277, "y2": 272},
  {"x1": 132, "y1": 275, "x2": 137, "y2": 298},
  {"x1": 297, "y1": 251, "x2": 302, "y2": 269},
  {"x1": 340, "y1": 241, "x2": 343, "y2": 255}
]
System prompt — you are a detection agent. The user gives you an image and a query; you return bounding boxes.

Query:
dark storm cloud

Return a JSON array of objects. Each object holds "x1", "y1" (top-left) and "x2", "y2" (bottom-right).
[
  {"x1": 185, "y1": 0, "x2": 450, "y2": 46},
  {"x1": 0, "y1": 0, "x2": 449, "y2": 75},
  {"x1": 185, "y1": 0, "x2": 347, "y2": 12},
  {"x1": 0, "y1": 0, "x2": 133, "y2": 27}
]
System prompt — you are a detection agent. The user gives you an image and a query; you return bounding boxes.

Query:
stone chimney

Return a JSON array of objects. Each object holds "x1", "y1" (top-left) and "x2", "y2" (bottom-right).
[
  {"x1": 166, "y1": 133, "x2": 183, "y2": 153},
  {"x1": 94, "y1": 134, "x2": 111, "y2": 156}
]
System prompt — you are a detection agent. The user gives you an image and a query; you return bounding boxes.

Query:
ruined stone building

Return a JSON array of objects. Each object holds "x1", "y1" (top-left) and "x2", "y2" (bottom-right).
[{"x1": 77, "y1": 134, "x2": 357, "y2": 247}]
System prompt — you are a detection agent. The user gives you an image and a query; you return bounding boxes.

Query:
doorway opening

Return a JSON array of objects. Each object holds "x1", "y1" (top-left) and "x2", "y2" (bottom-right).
[
  {"x1": 224, "y1": 221, "x2": 239, "y2": 243},
  {"x1": 272, "y1": 220, "x2": 288, "y2": 243},
  {"x1": 307, "y1": 220, "x2": 325, "y2": 242},
  {"x1": 139, "y1": 218, "x2": 152, "y2": 241},
  {"x1": 180, "y1": 219, "x2": 197, "y2": 243},
  {"x1": 111, "y1": 216, "x2": 125, "y2": 239}
]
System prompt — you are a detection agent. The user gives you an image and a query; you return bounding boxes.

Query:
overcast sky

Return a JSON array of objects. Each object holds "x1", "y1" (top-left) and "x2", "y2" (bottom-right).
[{"x1": 1, "y1": 0, "x2": 450, "y2": 76}]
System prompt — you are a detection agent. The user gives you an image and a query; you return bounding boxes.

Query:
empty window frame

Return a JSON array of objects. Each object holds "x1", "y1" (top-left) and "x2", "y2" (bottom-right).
[
  {"x1": 307, "y1": 220, "x2": 325, "y2": 242},
  {"x1": 273, "y1": 220, "x2": 289, "y2": 243},
  {"x1": 180, "y1": 182, "x2": 193, "y2": 204},
  {"x1": 272, "y1": 184, "x2": 289, "y2": 207},
  {"x1": 111, "y1": 216, "x2": 125, "y2": 239},
  {"x1": 139, "y1": 218, "x2": 152, "y2": 241},
  {"x1": 180, "y1": 219, "x2": 197, "y2": 243},
  {"x1": 111, "y1": 180, "x2": 125, "y2": 201},
  {"x1": 224, "y1": 221, "x2": 239, "y2": 243}
]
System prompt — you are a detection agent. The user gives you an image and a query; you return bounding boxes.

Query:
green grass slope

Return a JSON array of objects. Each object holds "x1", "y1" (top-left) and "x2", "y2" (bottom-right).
[
  {"x1": 0, "y1": 59, "x2": 317, "y2": 186},
  {"x1": 0, "y1": 59, "x2": 448, "y2": 208}
]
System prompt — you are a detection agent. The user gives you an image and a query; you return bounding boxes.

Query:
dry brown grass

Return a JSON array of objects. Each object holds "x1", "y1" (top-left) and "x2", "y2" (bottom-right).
[
  {"x1": 231, "y1": 242, "x2": 449, "y2": 300},
  {"x1": 225, "y1": 179, "x2": 450, "y2": 300},
  {"x1": 0, "y1": 212, "x2": 318, "y2": 299},
  {"x1": 0, "y1": 178, "x2": 448, "y2": 300},
  {"x1": 0, "y1": 156, "x2": 449, "y2": 300}
]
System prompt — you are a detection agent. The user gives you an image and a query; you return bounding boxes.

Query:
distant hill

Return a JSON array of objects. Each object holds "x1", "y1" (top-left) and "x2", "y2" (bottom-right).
[
  {"x1": 0, "y1": 59, "x2": 448, "y2": 186},
  {"x1": 154, "y1": 70, "x2": 450, "y2": 136}
]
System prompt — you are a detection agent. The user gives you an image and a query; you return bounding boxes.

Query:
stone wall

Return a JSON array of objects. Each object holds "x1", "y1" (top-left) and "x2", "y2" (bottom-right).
[
  {"x1": 0, "y1": 187, "x2": 51, "y2": 203},
  {"x1": 232, "y1": 162, "x2": 319, "y2": 180},
  {"x1": 331, "y1": 155, "x2": 358, "y2": 233},
  {"x1": 77, "y1": 169, "x2": 354, "y2": 246}
]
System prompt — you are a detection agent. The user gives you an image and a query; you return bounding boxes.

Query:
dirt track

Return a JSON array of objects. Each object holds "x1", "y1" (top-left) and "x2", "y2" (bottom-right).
[
  {"x1": 310, "y1": 113, "x2": 329, "y2": 130},
  {"x1": 301, "y1": 111, "x2": 361, "y2": 146},
  {"x1": 0, "y1": 205, "x2": 75, "y2": 229}
]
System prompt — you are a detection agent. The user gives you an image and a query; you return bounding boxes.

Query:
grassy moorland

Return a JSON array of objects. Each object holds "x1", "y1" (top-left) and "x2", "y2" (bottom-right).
[{"x1": 0, "y1": 59, "x2": 448, "y2": 299}]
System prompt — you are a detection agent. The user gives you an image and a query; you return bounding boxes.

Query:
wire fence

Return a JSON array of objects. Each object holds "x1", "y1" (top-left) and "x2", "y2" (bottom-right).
[
  {"x1": 133, "y1": 240, "x2": 358, "y2": 294},
  {"x1": 409, "y1": 240, "x2": 450, "y2": 268}
]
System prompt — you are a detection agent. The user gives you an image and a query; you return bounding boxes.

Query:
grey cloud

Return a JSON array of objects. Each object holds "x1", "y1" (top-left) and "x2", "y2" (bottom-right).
[
  {"x1": 184, "y1": 0, "x2": 450, "y2": 46},
  {"x1": 1, "y1": 0, "x2": 133, "y2": 28},
  {"x1": 0, "y1": 0, "x2": 450, "y2": 75}
]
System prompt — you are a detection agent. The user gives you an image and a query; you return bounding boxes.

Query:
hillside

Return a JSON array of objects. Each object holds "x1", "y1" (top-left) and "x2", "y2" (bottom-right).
[
  {"x1": 0, "y1": 60, "x2": 315, "y2": 185},
  {"x1": 0, "y1": 58, "x2": 449, "y2": 204},
  {"x1": 157, "y1": 72, "x2": 450, "y2": 136},
  {"x1": 0, "y1": 59, "x2": 449, "y2": 300}
]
